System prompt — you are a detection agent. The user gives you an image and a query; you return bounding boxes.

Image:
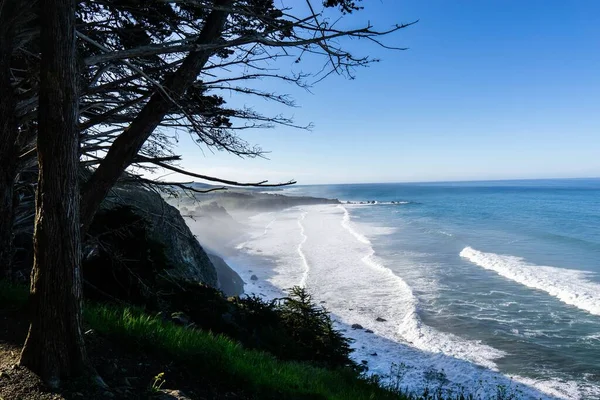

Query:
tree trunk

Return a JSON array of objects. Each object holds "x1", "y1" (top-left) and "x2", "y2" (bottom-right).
[
  {"x1": 80, "y1": 0, "x2": 233, "y2": 232},
  {"x1": 19, "y1": 0, "x2": 87, "y2": 386},
  {"x1": 0, "y1": 0, "x2": 20, "y2": 278},
  {"x1": 0, "y1": 168, "x2": 18, "y2": 279}
]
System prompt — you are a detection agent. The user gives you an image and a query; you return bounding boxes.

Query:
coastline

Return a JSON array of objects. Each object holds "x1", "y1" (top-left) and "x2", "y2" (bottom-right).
[
  {"x1": 173, "y1": 187, "x2": 596, "y2": 399},
  {"x1": 207, "y1": 204, "x2": 568, "y2": 399}
]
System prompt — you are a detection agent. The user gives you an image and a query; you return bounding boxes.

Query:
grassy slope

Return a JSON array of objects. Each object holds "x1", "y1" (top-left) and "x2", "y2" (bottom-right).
[{"x1": 0, "y1": 281, "x2": 403, "y2": 400}]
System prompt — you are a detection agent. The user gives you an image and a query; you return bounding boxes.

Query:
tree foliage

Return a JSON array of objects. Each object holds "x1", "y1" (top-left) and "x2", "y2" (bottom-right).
[{"x1": 0, "y1": 0, "x2": 413, "y2": 384}]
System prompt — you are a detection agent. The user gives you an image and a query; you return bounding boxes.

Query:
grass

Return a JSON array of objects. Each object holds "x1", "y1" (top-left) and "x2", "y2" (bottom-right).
[
  {"x1": 0, "y1": 281, "x2": 525, "y2": 400},
  {"x1": 0, "y1": 280, "x2": 401, "y2": 399},
  {"x1": 0, "y1": 279, "x2": 28, "y2": 308},
  {"x1": 85, "y1": 305, "x2": 402, "y2": 399}
]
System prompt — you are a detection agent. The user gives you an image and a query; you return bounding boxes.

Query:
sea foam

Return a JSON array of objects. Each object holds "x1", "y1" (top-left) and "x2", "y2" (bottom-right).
[
  {"x1": 229, "y1": 205, "x2": 584, "y2": 399},
  {"x1": 460, "y1": 247, "x2": 600, "y2": 316}
]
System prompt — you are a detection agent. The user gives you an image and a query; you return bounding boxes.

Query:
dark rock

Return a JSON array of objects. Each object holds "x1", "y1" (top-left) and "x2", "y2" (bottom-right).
[
  {"x1": 170, "y1": 311, "x2": 191, "y2": 326},
  {"x1": 370, "y1": 352, "x2": 378, "y2": 356},
  {"x1": 250, "y1": 274, "x2": 258, "y2": 281},
  {"x1": 208, "y1": 254, "x2": 244, "y2": 296},
  {"x1": 351, "y1": 323, "x2": 363, "y2": 330},
  {"x1": 361, "y1": 360, "x2": 368, "y2": 365},
  {"x1": 376, "y1": 317, "x2": 387, "y2": 322},
  {"x1": 195, "y1": 201, "x2": 234, "y2": 221},
  {"x1": 102, "y1": 185, "x2": 218, "y2": 287},
  {"x1": 365, "y1": 329, "x2": 374, "y2": 333}
]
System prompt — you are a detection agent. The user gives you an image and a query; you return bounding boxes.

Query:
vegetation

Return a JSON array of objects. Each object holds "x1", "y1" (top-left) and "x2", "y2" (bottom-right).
[
  {"x1": 0, "y1": 280, "x2": 533, "y2": 399},
  {"x1": 86, "y1": 305, "x2": 396, "y2": 400},
  {"x1": 163, "y1": 284, "x2": 356, "y2": 369},
  {"x1": 1, "y1": 280, "x2": 395, "y2": 399},
  {"x1": 0, "y1": 279, "x2": 28, "y2": 307},
  {"x1": 0, "y1": 0, "x2": 412, "y2": 384}
]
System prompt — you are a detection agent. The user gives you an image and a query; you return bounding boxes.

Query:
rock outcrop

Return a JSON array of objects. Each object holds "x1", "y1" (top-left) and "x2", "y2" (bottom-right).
[
  {"x1": 102, "y1": 185, "x2": 218, "y2": 287},
  {"x1": 208, "y1": 253, "x2": 244, "y2": 296}
]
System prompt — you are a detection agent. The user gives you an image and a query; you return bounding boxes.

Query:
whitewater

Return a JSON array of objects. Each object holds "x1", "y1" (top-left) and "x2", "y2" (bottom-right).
[
  {"x1": 460, "y1": 247, "x2": 600, "y2": 316},
  {"x1": 228, "y1": 204, "x2": 596, "y2": 399}
]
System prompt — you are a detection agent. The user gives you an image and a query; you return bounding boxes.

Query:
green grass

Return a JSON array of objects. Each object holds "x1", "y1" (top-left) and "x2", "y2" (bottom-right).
[
  {"x1": 0, "y1": 280, "x2": 529, "y2": 399},
  {"x1": 0, "y1": 279, "x2": 28, "y2": 308},
  {"x1": 0, "y1": 280, "x2": 529, "y2": 400},
  {"x1": 0, "y1": 281, "x2": 400, "y2": 399},
  {"x1": 85, "y1": 305, "x2": 403, "y2": 400}
]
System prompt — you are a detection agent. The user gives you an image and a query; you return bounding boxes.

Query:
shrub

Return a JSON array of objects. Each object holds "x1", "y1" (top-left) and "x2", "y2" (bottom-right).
[{"x1": 157, "y1": 282, "x2": 355, "y2": 370}]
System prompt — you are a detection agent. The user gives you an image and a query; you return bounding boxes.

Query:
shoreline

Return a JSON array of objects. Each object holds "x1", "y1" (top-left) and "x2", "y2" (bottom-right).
[
  {"x1": 216, "y1": 205, "x2": 568, "y2": 400},
  {"x1": 172, "y1": 186, "x2": 597, "y2": 399}
]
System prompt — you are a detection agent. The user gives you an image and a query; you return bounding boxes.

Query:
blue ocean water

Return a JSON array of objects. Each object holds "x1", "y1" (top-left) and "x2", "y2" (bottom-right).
[{"x1": 278, "y1": 178, "x2": 600, "y2": 398}]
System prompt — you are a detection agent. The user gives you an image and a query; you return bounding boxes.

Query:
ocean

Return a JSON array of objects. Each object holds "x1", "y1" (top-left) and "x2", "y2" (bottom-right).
[{"x1": 226, "y1": 178, "x2": 600, "y2": 399}]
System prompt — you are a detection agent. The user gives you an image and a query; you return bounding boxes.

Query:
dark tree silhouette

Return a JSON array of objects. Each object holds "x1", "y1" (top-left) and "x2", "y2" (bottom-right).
[
  {"x1": 0, "y1": 0, "x2": 415, "y2": 385},
  {"x1": 0, "y1": 0, "x2": 37, "y2": 277},
  {"x1": 18, "y1": 0, "x2": 90, "y2": 385},
  {"x1": 0, "y1": 0, "x2": 20, "y2": 277}
]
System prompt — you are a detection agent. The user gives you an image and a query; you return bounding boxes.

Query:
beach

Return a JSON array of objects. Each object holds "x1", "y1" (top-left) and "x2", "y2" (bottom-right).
[{"x1": 172, "y1": 181, "x2": 600, "y2": 399}]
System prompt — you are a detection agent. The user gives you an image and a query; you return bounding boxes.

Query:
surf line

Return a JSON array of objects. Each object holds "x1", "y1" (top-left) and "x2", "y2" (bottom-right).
[
  {"x1": 297, "y1": 210, "x2": 310, "y2": 288},
  {"x1": 263, "y1": 215, "x2": 276, "y2": 237}
]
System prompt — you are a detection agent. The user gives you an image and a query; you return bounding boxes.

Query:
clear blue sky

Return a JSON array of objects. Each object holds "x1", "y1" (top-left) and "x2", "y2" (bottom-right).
[{"x1": 166, "y1": 0, "x2": 600, "y2": 185}]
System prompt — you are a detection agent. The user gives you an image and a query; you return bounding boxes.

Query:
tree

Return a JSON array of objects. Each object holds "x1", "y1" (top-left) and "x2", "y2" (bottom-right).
[
  {"x1": 76, "y1": 0, "x2": 413, "y2": 229},
  {"x1": 0, "y1": 0, "x2": 20, "y2": 277},
  {"x1": 18, "y1": 0, "x2": 88, "y2": 385},
  {"x1": 79, "y1": 0, "x2": 235, "y2": 230},
  {"x1": 0, "y1": 0, "x2": 37, "y2": 278},
  {"x1": 0, "y1": 0, "x2": 413, "y2": 385}
]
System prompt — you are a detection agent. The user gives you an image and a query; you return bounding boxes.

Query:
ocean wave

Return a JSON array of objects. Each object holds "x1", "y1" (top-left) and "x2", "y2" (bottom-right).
[
  {"x1": 237, "y1": 206, "x2": 585, "y2": 398},
  {"x1": 460, "y1": 247, "x2": 600, "y2": 316},
  {"x1": 227, "y1": 206, "x2": 592, "y2": 399},
  {"x1": 344, "y1": 200, "x2": 415, "y2": 206},
  {"x1": 297, "y1": 211, "x2": 309, "y2": 288},
  {"x1": 336, "y1": 206, "x2": 505, "y2": 368}
]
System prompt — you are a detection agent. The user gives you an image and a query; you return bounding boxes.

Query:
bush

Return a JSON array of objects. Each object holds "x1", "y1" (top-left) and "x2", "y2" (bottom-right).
[
  {"x1": 158, "y1": 282, "x2": 355, "y2": 370},
  {"x1": 257, "y1": 287, "x2": 353, "y2": 369},
  {"x1": 84, "y1": 304, "x2": 401, "y2": 400}
]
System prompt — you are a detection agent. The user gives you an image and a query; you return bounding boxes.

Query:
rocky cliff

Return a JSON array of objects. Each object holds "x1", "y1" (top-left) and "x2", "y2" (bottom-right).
[{"x1": 101, "y1": 185, "x2": 219, "y2": 288}]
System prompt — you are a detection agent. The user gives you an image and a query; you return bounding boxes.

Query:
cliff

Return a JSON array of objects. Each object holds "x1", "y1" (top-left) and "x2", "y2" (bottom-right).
[{"x1": 102, "y1": 185, "x2": 219, "y2": 287}]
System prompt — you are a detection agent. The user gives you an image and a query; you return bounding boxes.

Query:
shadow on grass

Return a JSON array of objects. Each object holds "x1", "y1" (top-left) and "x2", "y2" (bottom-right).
[{"x1": 0, "y1": 280, "x2": 29, "y2": 348}]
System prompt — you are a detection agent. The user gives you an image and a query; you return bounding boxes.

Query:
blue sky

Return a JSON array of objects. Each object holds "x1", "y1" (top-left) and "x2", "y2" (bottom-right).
[{"x1": 165, "y1": 0, "x2": 600, "y2": 185}]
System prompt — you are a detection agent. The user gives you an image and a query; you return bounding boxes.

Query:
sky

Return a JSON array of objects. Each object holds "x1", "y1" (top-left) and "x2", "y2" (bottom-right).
[{"x1": 160, "y1": 0, "x2": 600, "y2": 185}]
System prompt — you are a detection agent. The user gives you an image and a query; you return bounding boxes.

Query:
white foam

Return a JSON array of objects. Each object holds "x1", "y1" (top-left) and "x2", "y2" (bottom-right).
[
  {"x1": 344, "y1": 201, "x2": 412, "y2": 205},
  {"x1": 339, "y1": 204, "x2": 371, "y2": 244},
  {"x1": 220, "y1": 206, "x2": 585, "y2": 399},
  {"x1": 297, "y1": 211, "x2": 309, "y2": 288},
  {"x1": 513, "y1": 375, "x2": 600, "y2": 400},
  {"x1": 460, "y1": 247, "x2": 600, "y2": 316},
  {"x1": 331, "y1": 206, "x2": 505, "y2": 369}
]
